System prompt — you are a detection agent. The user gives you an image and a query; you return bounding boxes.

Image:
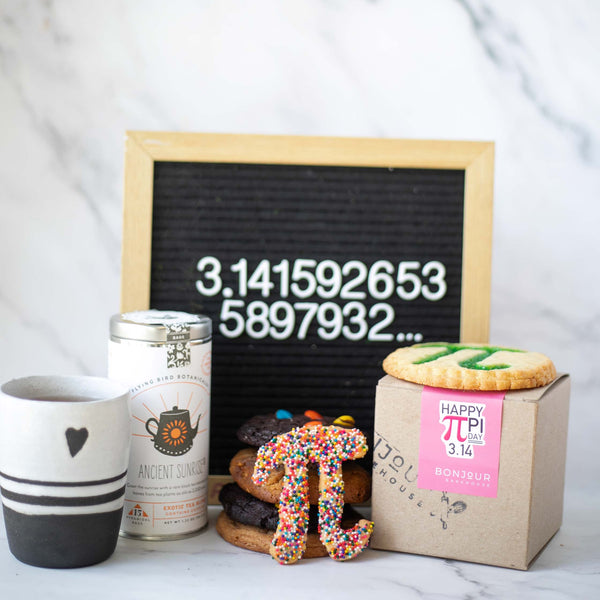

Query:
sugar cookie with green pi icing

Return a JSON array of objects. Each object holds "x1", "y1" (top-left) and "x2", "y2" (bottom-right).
[{"x1": 382, "y1": 342, "x2": 556, "y2": 390}]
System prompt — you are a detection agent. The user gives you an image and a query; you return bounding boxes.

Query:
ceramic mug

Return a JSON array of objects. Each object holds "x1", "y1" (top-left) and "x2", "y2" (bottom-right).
[{"x1": 0, "y1": 375, "x2": 130, "y2": 568}]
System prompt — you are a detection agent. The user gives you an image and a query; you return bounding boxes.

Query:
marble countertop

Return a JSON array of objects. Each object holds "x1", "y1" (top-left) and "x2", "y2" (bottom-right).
[{"x1": 1, "y1": 499, "x2": 598, "y2": 599}]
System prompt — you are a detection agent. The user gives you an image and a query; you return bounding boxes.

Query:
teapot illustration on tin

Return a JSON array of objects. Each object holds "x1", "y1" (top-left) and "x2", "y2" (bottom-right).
[{"x1": 145, "y1": 406, "x2": 201, "y2": 456}]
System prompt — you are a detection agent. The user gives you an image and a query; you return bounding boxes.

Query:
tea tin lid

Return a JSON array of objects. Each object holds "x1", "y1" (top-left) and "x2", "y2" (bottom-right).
[{"x1": 110, "y1": 310, "x2": 212, "y2": 342}]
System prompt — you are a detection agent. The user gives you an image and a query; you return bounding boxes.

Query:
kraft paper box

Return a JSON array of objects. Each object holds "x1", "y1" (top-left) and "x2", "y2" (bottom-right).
[{"x1": 371, "y1": 374, "x2": 570, "y2": 570}]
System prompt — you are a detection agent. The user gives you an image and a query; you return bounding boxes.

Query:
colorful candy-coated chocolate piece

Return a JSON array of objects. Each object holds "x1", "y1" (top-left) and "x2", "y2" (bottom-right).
[
  {"x1": 303, "y1": 420, "x2": 323, "y2": 428},
  {"x1": 275, "y1": 409, "x2": 293, "y2": 420},
  {"x1": 304, "y1": 409, "x2": 323, "y2": 421},
  {"x1": 252, "y1": 425, "x2": 374, "y2": 565},
  {"x1": 333, "y1": 415, "x2": 355, "y2": 428}
]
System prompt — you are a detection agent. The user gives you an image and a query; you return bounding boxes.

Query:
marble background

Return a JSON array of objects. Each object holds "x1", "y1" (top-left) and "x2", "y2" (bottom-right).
[{"x1": 1, "y1": 0, "x2": 598, "y2": 505}]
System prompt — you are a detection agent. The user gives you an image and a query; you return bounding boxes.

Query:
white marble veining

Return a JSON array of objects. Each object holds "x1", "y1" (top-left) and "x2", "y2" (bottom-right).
[
  {"x1": 0, "y1": 0, "x2": 599, "y2": 596},
  {"x1": 0, "y1": 501, "x2": 598, "y2": 599}
]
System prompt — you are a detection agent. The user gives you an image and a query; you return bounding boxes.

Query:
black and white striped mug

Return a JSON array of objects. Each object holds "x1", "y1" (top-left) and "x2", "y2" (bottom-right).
[{"x1": 0, "y1": 375, "x2": 130, "y2": 568}]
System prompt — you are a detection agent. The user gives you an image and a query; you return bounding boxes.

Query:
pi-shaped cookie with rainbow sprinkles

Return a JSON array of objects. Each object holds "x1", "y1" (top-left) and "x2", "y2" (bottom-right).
[{"x1": 252, "y1": 425, "x2": 374, "y2": 564}]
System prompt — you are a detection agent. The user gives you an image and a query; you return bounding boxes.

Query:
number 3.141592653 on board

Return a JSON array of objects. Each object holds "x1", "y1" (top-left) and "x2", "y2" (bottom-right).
[{"x1": 195, "y1": 257, "x2": 447, "y2": 343}]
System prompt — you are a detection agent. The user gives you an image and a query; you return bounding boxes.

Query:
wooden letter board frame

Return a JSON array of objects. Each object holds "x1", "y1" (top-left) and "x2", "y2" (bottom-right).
[{"x1": 121, "y1": 131, "x2": 494, "y2": 499}]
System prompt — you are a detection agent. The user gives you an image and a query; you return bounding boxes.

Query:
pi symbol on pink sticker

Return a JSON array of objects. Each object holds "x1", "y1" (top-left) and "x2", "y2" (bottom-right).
[
  {"x1": 419, "y1": 387, "x2": 505, "y2": 498},
  {"x1": 439, "y1": 400, "x2": 486, "y2": 460}
]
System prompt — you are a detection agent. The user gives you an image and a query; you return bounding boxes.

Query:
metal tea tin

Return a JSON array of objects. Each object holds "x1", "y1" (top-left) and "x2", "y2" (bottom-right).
[{"x1": 108, "y1": 310, "x2": 212, "y2": 540}]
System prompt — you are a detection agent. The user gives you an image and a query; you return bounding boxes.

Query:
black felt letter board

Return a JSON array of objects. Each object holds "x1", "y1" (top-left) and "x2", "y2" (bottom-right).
[{"x1": 149, "y1": 161, "x2": 465, "y2": 474}]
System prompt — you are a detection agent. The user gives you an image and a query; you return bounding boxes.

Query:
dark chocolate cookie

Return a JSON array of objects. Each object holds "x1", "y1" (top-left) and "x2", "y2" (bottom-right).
[
  {"x1": 219, "y1": 482, "x2": 279, "y2": 531},
  {"x1": 236, "y1": 411, "x2": 338, "y2": 447},
  {"x1": 218, "y1": 482, "x2": 364, "y2": 534}
]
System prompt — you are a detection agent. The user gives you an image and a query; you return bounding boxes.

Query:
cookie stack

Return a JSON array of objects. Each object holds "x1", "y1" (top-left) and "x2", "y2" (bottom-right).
[{"x1": 216, "y1": 410, "x2": 372, "y2": 558}]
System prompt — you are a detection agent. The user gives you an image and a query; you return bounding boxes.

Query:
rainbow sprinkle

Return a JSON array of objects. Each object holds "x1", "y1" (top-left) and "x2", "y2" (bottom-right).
[{"x1": 252, "y1": 424, "x2": 374, "y2": 564}]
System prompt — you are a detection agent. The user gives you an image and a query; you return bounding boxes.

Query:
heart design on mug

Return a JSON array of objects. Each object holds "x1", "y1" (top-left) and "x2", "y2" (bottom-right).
[{"x1": 65, "y1": 427, "x2": 89, "y2": 457}]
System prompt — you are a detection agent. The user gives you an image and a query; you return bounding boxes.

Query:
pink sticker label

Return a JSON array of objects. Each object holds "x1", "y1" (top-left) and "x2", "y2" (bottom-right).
[{"x1": 417, "y1": 386, "x2": 504, "y2": 498}]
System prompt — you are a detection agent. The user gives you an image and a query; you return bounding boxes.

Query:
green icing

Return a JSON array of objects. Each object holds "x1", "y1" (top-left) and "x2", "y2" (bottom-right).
[{"x1": 413, "y1": 343, "x2": 523, "y2": 371}]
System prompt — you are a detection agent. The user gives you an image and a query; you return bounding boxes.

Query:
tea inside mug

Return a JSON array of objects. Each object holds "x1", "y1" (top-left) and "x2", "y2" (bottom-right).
[
  {"x1": 25, "y1": 395, "x2": 93, "y2": 402},
  {"x1": 1, "y1": 375, "x2": 127, "y2": 403}
]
